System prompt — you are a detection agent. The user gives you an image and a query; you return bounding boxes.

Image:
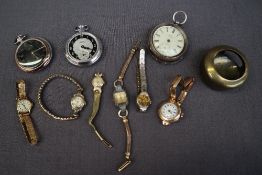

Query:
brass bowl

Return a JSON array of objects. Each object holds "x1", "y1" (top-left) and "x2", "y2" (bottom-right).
[{"x1": 202, "y1": 45, "x2": 248, "y2": 89}]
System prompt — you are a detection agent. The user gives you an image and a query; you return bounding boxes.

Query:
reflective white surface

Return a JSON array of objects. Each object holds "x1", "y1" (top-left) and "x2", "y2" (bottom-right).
[
  {"x1": 160, "y1": 102, "x2": 178, "y2": 120},
  {"x1": 17, "y1": 99, "x2": 32, "y2": 113},
  {"x1": 73, "y1": 38, "x2": 93, "y2": 60},
  {"x1": 153, "y1": 25, "x2": 185, "y2": 57}
]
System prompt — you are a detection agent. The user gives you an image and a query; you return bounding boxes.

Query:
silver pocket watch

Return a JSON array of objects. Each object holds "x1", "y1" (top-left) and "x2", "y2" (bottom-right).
[
  {"x1": 14, "y1": 35, "x2": 52, "y2": 72},
  {"x1": 148, "y1": 11, "x2": 188, "y2": 64},
  {"x1": 65, "y1": 25, "x2": 102, "y2": 66}
]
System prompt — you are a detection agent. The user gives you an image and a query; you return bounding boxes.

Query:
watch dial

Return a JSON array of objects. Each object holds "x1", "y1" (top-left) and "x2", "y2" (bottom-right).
[
  {"x1": 152, "y1": 25, "x2": 185, "y2": 57},
  {"x1": 160, "y1": 102, "x2": 179, "y2": 120},
  {"x1": 71, "y1": 94, "x2": 86, "y2": 112},
  {"x1": 16, "y1": 39, "x2": 47, "y2": 67},
  {"x1": 69, "y1": 35, "x2": 97, "y2": 60},
  {"x1": 17, "y1": 99, "x2": 32, "y2": 113}
]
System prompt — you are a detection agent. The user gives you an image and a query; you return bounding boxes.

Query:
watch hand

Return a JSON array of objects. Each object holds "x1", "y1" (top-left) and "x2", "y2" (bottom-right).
[
  {"x1": 21, "y1": 103, "x2": 28, "y2": 111},
  {"x1": 31, "y1": 46, "x2": 45, "y2": 54},
  {"x1": 32, "y1": 52, "x2": 39, "y2": 58},
  {"x1": 81, "y1": 45, "x2": 92, "y2": 50}
]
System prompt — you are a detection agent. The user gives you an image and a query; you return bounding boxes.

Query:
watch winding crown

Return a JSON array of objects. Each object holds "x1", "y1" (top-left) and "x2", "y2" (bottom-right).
[
  {"x1": 75, "y1": 25, "x2": 88, "y2": 34},
  {"x1": 14, "y1": 34, "x2": 26, "y2": 45}
]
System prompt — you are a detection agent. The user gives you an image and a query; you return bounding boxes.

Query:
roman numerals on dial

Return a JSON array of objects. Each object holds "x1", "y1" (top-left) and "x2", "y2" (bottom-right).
[{"x1": 152, "y1": 25, "x2": 185, "y2": 57}]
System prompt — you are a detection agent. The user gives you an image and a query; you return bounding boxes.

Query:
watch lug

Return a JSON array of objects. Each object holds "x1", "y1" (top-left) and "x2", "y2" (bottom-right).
[{"x1": 162, "y1": 120, "x2": 170, "y2": 126}]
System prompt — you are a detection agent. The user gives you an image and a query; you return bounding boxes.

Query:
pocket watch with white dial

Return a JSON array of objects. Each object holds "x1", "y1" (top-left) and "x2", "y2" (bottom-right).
[
  {"x1": 149, "y1": 11, "x2": 188, "y2": 63},
  {"x1": 158, "y1": 75, "x2": 194, "y2": 125},
  {"x1": 65, "y1": 25, "x2": 102, "y2": 66}
]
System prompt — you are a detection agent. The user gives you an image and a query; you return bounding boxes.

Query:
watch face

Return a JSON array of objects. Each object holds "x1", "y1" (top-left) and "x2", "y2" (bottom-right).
[
  {"x1": 159, "y1": 102, "x2": 180, "y2": 121},
  {"x1": 68, "y1": 34, "x2": 97, "y2": 60},
  {"x1": 71, "y1": 94, "x2": 86, "y2": 113},
  {"x1": 17, "y1": 99, "x2": 32, "y2": 113},
  {"x1": 152, "y1": 25, "x2": 186, "y2": 58},
  {"x1": 16, "y1": 39, "x2": 47, "y2": 68},
  {"x1": 136, "y1": 92, "x2": 151, "y2": 111}
]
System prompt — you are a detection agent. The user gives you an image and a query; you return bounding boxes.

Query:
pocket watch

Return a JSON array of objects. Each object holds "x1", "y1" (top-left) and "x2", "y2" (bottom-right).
[
  {"x1": 14, "y1": 35, "x2": 52, "y2": 72},
  {"x1": 148, "y1": 11, "x2": 188, "y2": 63},
  {"x1": 65, "y1": 25, "x2": 102, "y2": 66},
  {"x1": 158, "y1": 75, "x2": 194, "y2": 125}
]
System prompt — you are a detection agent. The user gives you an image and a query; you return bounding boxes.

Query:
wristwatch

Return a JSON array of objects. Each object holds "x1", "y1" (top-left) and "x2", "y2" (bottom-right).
[
  {"x1": 16, "y1": 80, "x2": 38, "y2": 145},
  {"x1": 88, "y1": 73, "x2": 112, "y2": 148},
  {"x1": 158, "y1": 75, "x2": 194, "y2": 125},
  {"x1": 136, "y1": 49, "x2": 151, "y2": 112}
]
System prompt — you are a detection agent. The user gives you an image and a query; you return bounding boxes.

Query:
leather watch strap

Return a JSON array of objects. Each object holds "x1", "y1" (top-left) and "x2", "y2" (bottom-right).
[{"x1": 18, "y1": 113, "x2": 38, "y2": 145}]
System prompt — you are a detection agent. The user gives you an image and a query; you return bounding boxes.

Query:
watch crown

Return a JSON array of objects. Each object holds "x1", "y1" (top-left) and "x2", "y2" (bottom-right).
[
  {"x1": 14, "y1": 34, "x2": 26, "y2": 45},
  {"x1": 75, "y1": 25, "x2": 88, "y2": 33}
]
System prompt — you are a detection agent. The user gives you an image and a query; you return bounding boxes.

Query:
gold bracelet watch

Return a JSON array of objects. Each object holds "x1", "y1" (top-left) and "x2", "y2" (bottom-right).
[
  {"x1": 88, "y1": 73, "x2": 112, "y2": 148},
  {"x1": 16, "y1": 80, "x2": 38, "y2": 145},
  {"x1": 158, "y1": 75, "x2": 195, "y2": 125},
  {"x1": 113, "y1": 41, "x2": 140, "y2": 172}
]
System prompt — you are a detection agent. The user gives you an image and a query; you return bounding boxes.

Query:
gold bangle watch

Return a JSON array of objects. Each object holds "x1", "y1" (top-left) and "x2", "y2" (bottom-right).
[
  {"x1": 16, "y1": 80, "x2": 38, "y2": 145},
  {"x1": 158, "y1": 75, "x2": 194, "y2": 125},
  {"x1": 88, "y1": 73, "x2": 112, "y2": 148}
]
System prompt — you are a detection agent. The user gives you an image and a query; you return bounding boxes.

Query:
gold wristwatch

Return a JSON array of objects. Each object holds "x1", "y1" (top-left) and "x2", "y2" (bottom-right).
[
  {"x1": 136, "y1": 48, "x2": 151, "y2": 112},
  {"x1": 158, "y1": 75, "x2": 194, "y2": 125},
  {"x1": 88, "y1": 73, "x2": 112, "y2": 148},
  {"x1": 16, "y1": 80, "x2": 38, "y2": 145},
  {"x1": 113, "y1": 41, "x2": 140, "y2": 172}
]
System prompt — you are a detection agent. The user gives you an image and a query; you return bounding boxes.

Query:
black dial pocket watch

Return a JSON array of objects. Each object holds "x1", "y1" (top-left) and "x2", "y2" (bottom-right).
[
  {"x1": 148, "y1": 11, "x2": 188, "y2": 63},
  {"x1": 14, "y1": 35, "x2": 52, "y2": 72},
  {"x1": 65, "y1": 25, "x2": 102, "y2": 66}
]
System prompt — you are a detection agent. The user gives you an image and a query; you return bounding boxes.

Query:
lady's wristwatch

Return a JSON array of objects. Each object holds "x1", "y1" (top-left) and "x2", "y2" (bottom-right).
[
  {"x1": 16, "y1": 80, "x2": 38, "y2": 145},
  {"x1": 136, "y1": 49, "x2": 152, "y2": 112}
]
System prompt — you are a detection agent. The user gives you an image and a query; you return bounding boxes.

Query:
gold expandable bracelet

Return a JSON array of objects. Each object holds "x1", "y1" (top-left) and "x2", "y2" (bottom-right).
[{"x1": 38, "y1": 74, "x2": 86, "y2": 121}]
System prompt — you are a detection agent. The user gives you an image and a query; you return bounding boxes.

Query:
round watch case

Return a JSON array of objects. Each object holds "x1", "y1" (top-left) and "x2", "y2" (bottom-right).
[
  {"x1": 14, "y1": 35, "x2": 52, "y2": 72},
  {"x1": 16, "y1": 99, "x2": 33, "y2": 113},
  {"x1": 65, "y1": 26, "x2": 102, "y2": 66},
  {"x1": 158, "y1": 101, "x2": 182, "y2": 125}
]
